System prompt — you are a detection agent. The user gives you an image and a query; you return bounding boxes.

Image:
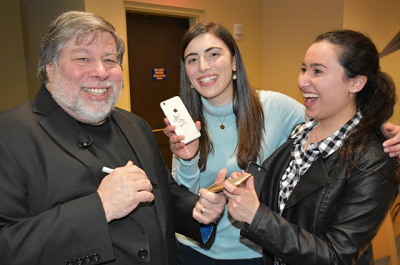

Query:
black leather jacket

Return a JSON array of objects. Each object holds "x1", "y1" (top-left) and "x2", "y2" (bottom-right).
[{"x1": 243, "y1": 131, "x2": 398, "y2": 265}]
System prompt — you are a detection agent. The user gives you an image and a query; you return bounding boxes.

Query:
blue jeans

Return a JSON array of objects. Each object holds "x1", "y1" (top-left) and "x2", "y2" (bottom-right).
[{"x1": 177, "y1": 241, "x2": 264, "y2": 265}]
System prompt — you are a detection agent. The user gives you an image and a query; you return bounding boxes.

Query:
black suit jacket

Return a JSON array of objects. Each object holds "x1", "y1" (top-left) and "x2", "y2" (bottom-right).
[
  {"x1": 0, "y1": 85, "x2": 208, "y2": 264},
  {"x1": 244, "y1": 131, "x2": 398, "y2": 265}
]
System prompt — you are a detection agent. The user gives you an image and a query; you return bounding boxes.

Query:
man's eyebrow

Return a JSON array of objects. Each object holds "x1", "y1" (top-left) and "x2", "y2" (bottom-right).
[
  {"x1": 70, "y1": 49, "x2": 118, "y2": 57},
  {"x1": 104, "y1": 51, "x2": 119, "y2": 57},
  {"x1": 70, "y1": 48, "x2": 91, "y2": 54}
]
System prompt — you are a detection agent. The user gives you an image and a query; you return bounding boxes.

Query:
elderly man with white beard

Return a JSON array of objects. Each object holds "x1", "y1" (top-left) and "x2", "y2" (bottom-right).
[{"x1": 0, "y1": 11, "x2": 225, "y2": 265}]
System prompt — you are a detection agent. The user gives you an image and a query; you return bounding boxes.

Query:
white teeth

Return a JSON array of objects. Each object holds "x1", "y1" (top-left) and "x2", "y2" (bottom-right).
[
  {"x1": 83, "y1": 87, "x2": 107, "y2": 95},
  {"x1": 199, "y1": 75, "x2": 217, "y2": 83},
  {"x1": 302, "y1": 92, "x2": 319, "y2": 99}
]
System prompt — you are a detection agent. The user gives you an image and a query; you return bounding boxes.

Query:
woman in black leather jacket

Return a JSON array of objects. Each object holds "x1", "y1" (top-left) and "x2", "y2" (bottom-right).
[{"x1": 223, "y1": 30, "x2": 400, "y2": 265}]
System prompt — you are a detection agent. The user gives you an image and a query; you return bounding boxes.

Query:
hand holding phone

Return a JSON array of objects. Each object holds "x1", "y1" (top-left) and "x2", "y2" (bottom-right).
[
  {"x1": 160, "y1": 96, "x2": 201, "y2": 144},
  {"x1": 207, "y1": 173, "x2": 253, "y2": 193}
]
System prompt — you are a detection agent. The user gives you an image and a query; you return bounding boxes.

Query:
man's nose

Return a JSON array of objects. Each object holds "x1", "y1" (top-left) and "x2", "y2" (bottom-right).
[{"x1": 89, "y1": 61, "x2": 110, "y2": 80}]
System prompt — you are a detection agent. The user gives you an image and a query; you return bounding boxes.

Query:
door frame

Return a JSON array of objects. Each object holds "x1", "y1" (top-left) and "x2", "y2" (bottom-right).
[{"x1": 125, "y1": 1, "x2": 204, "y2": 28}]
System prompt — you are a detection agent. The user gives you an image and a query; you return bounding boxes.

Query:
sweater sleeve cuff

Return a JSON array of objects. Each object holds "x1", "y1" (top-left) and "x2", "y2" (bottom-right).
[{"x1": 178, "y1": 152, "x2": 200, "y2": 172}]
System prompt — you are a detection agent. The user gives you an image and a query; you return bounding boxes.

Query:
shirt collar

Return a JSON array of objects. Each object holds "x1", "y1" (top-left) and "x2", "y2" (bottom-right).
[{"x1": 291, "y1": 110, "x2": 363, "y2": 158}]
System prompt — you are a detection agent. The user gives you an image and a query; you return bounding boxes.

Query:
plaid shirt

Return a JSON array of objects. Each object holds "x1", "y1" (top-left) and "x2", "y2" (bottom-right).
[{"x1": 275, "y1": 110, "x2": 362, "y2": 265}]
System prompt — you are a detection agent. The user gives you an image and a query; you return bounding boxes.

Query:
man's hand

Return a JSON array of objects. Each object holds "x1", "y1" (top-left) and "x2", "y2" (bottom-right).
[
  {"x1": 193, "y1": 169, "x2": 227, "y2": 224},
  {"x1": 97, "y1": 161, "x2": 154, "y2": 222}
]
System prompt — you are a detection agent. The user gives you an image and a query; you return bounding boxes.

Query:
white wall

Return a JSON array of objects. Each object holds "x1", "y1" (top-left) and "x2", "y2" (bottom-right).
[{"x1": 261, "y1": 0, "x2": 344, "y2": 103}]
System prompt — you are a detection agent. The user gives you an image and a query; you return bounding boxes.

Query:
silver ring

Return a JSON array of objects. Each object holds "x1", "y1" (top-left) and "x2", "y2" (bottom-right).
[
  {"x1": 200, "y1": 207, "x2": 207, "y2": 214},
  {"x1": 169, "y1": 141, "x2": 175, "y2": 146}
]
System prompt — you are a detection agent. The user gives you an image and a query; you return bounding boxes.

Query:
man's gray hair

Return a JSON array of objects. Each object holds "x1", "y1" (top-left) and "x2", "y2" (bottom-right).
[{"x1": 38, "y1": 11, "x2": 125, "y2": 83}]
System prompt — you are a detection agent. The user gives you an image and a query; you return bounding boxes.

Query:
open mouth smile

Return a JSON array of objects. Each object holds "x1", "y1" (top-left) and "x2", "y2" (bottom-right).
[
  {"x1": 83, "y1": 87, "x2": 107, "y2": 96},
  {"x1": 302, "y1": 92, "x2": 319, "y2": 104},
  {"x1": 198, "y1": 75, "x2": 218, "y2": 84}
]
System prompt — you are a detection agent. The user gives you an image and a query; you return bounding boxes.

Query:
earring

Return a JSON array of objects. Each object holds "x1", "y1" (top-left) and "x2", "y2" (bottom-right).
[
  {"x1": 190, "y1": 84, "x2": 194, "y2": 88},
  {"x1": 233, "y1": 72, "x2": 237, "y2": 80},
  {"x1": 352, "y1": 89, "x2": 358, "y2": 92}
]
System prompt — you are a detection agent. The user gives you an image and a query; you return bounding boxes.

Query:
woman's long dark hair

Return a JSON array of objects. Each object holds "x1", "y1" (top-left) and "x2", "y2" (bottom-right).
[
  {"x1": 315, "y1": 30, "x2": 399, "y2": 181},
  {"x1": 180, "y1": 22, "x2": 264, "y2": 171}
]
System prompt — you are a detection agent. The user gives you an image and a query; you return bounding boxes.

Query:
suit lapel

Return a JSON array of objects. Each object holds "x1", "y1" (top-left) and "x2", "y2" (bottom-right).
[
  {"x1": 34, "y1": 86, "x2": 104, "y2": 184},
  {"x1": 111, "y1": 110, "x2": 160, "y2": 186}
]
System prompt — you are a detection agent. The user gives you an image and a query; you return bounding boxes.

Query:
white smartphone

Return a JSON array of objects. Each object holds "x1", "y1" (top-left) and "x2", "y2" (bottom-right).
[{"x1": 160, "y1": 96, "x2": 201, "y2": 144}]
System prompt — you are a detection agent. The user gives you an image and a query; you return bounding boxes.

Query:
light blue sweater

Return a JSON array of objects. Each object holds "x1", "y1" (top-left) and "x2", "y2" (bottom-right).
[{"x1": 173, "y1": 90, "x2": 305, "y2": 260}]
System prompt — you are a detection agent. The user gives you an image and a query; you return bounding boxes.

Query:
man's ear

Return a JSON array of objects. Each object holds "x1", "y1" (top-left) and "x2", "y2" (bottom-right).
[
  {"x1": 350, "y1": 75, "x2": 367, "y2": 93},
  {"x1": 46, "y1": 63, "x2": 55, "y2": 82}
]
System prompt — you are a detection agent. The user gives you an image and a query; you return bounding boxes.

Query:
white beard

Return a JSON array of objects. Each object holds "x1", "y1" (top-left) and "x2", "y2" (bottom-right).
[{"x1": 50, "y1": 67, "x2": 122, "y2": 124}]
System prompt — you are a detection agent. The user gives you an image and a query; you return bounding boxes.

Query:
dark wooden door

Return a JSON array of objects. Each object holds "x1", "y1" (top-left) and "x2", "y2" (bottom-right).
[{"x1": 126, "y1": 12, "x2": 189, "y2": 170}]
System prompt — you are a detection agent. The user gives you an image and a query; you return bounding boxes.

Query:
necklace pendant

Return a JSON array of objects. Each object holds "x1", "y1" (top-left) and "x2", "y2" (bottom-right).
[{"x1": 211, "y1": 102, "x2": 230, "y2": 131}]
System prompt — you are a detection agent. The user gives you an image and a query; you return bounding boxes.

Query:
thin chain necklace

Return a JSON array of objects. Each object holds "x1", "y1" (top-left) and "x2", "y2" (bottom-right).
[
  {"x1": 211, "y1": 102, "x2": 231, "y2": 130},
  {"x1": 314, "y1": 125, "x2": 318, "y2": 142},
  {"x1": 314, "y1": 123, "x2": 321, "y2": 142}
]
